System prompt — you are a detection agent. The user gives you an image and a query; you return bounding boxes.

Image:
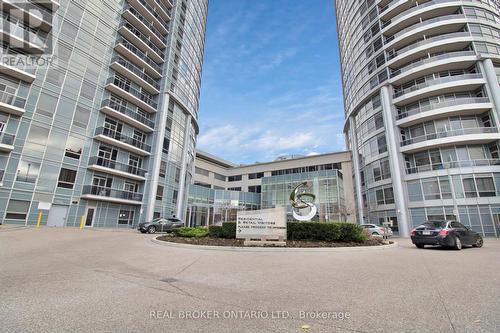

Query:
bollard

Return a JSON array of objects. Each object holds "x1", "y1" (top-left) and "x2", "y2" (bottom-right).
[{"x1": 36, "y1": 212, "x2": 42, "y2": 228}]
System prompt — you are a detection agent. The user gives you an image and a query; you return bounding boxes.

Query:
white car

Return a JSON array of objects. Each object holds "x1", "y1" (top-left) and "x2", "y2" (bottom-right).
[{"x1": 360, "y1": 224, "x2": 393, "y2": 237}]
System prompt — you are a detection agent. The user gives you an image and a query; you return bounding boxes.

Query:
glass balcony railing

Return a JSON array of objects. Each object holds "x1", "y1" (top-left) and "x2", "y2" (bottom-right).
[
  {"x1": 396, "y1": 97, "x2": 490, "y2": 120},
  {"x1": 119, "y1": 21, "x2": 165, "y2": 59},
  {"x1": 88, "y1": 156, "x2": 147, "y2": 177},
  {"x1": 82, "y1": 185, "x2": 143, "y2": 202},
  {"x1": 387, "y1": 31, "x2": 470, "y2": 61},
  {"x1": 382, "y1": 0, "x2": 457, "y2": 29},
  {"x1": 406, "y1": 159, "x2": 500, "y2": 174},
  {"x1": 125, "y1": 6, "x2": 167, "y2": 44},
  {"x1": 0, "y1": 90, "x2": 27, "y2": 109},
  {"x1": 117, "y1": 38, "x2": 162, "y2": 74},
  {"x1": 106, "y1": 76, "x2": 158, "y2": 110},
  {"x1": 112, "y1": 56, "x2": 160, "y2": 91},
  {"x1": 0, "y1": 131, "x2": 15, "y2": 145},
  {"x1": 101, "y1": 99, "x2": 154, "y2": 129},
  {"x1": 95, "y1": 126, "x2": 151, "y2": 153},
  {"x1": 0, "y1": 15, "x2": 47, "y2": 50},
  {"x1": 401, "y1": 127, "x2": 497, "y2": 146},
  {"x1": 390, "y1": 51, "x2": 476, "y2": 78},
  {"x1": 394, "y1": 73, "x2": 483, "y2": 98}
]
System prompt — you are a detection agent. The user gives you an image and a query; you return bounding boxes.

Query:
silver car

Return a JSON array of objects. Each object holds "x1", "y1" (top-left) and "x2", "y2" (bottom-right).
[{"x1": 360, "y1": 224, "x2": 393, "y2": 237}]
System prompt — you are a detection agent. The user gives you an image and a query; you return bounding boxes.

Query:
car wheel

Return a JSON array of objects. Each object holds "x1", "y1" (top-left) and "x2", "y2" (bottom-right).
[
  {"x1": 140, "y1": 231, "x2": 146, "y2": 234},
  {"x1": 473, "y1": 236, "x2": 483, "y2": 248},
  {"x1": 453, "y1": 237, "x2": 462, "y2": 250},
  {"x1": 147, "y1": 226, "x2": 156, "y2": 234},
  {"x1": 416, "y1": 244, "x2": 425, "y2": 249}
]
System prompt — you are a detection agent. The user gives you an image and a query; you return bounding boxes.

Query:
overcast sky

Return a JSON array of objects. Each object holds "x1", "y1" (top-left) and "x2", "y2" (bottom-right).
[{"x1": 197, "y1": 0, "x2": 344, "y2": 164}]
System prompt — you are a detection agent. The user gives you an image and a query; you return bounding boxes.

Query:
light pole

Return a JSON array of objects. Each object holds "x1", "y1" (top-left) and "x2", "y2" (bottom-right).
[{"x1": 445, "y1": 160, "x2": 459, "y2": 220}]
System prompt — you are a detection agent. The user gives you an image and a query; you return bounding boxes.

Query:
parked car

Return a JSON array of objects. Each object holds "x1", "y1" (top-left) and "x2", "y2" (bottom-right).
[
  {"x1": 138, "y1": 217, "x2": 184, "y2": 234},
  {"x1": 360, "y1": 224, "x2": 393, "y2": 237},
  {"x1": 411, "y1": 220, "x2": 483, "y2": 250}
]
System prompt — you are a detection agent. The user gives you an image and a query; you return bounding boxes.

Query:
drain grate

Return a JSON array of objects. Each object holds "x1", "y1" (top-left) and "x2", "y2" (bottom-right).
[{"x1": 160, "y1": 277, "x2": 178, "y2": 283}]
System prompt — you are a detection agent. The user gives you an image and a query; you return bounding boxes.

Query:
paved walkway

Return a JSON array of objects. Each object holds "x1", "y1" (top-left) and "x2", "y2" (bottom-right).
[{"x1": 1, "y1": 228, "x2": 499, "y2": 332}]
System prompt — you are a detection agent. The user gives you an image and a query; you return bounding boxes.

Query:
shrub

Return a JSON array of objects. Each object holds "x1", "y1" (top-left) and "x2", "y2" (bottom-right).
[
  {"x1": 173, "y1": 227, "x2": 209, "y2": 238},
  {"x1": 221, "y1": 222, "x2": 236, "y2": 239},
  {"x1": 208, "y1": 225, "x2": 224, "y2": 238},
  {"x1": 287, "y1": 222, "x2": 367, "y2": 243}
]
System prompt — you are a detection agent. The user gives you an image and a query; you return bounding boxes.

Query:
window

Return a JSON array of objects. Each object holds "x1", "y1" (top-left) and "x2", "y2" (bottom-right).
[
  {"x1": 163, "y1": 138, "x2": 170, "y2": 154},
  {"x1": 248, "y1": 172, "x2": 264, "y2": 179},
  {"x1": 463, "y1": 178, "x2": 477, "y2": 198},
  {"x1": 65, "y1": 135, "x2": 83, "y2": 159},
  {"x1": 5, "y1": 200, "x2": 30, "y2": 220},
  {"x1": 228, "y1": 175, "x2": 242, "y2": 182},
  {"x1": 118, "y1": 210, "x2": 134, "y2": 225},
  {"x1": 26, "y1": 125, "x2": 49, "y2": 152},
  {"x1": 73, "y1": 105, "x2": 91, "y2": 128},
  {"x1": 195, "y1": 167, "x2": 209, "y2": 176},
  {"x1": 16, "y1": 160, "x2": 40, "y2": 183},
  {"x1": 36, "y1": 93, "x2": 58, "y2": 118},
  {"x1": 172, "y1": 190, "x2": 178, "y2": 204},
  {"x1": 124, "y1": 181, "x2": 138, "y2": 193},
  {"x1": 422, "y1": 179, "x2": 440, "y2": 200},
  {"x1": 80, "y1": 80, "x2": 96, "y2": 100},
  {"x1": 476, "y1": 177, "x2": 495, "y2": 197},
  {"x1": 248, "y1": 185, "x2": 261, "y2": 193},
  {"x1": 156, "y1": 185, "x2": 164, "y2": 200},
  {"x1": 214, "y1": 173, "x2": 226, "y2": 181},
  {"x1": 153, "y1": 212, "x2": 161, "y2": 219},
  {"x1": 57, "y1": 168, "x2": 77, "y2": 189},
  {"x1": 228, "y1": 187, "x2": 241, "y2": 191},
  {"x1": 159, "y1": 161, "x2": 166, "y2": 177}
]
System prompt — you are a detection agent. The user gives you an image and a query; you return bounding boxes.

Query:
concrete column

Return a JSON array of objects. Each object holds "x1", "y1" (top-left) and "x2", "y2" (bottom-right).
[
  {"x1": 481, "y1": 58, "x2": 500, "y2": 127},
  {"x1": 348, "y1": 117, "x2": 365, "y2": 224},
  {"x1": 145, "y1": 94, "x2": 170, "y2": 222},
  {"x1": 380, "y1": 85, "x2": 410, "y2": 237},
  {"x1": 175, "y1": 114, "x2": 192, "y2": 221}
]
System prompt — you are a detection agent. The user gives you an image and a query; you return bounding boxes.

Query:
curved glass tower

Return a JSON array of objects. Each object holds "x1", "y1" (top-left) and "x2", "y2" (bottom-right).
[
  {"x1": 335, "y1": 0, "x2": 500, "y2": 236},
  {"x1": 0, "y1": 0, "x2": 208, "y2": 227}
]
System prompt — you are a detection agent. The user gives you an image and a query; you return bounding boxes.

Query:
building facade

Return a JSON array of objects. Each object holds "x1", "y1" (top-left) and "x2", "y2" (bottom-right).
[
  {"x1": 187, "y1": 150, "x2": 354, "y2": 226},
  {"x1": 0, "y1": 0, "x2": 208, "y2": 228},
  {"x1": 335, "y1": 0, "x2": 500, "y2": 236}
]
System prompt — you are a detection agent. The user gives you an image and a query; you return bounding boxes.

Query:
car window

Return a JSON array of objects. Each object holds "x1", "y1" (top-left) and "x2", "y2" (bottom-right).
[
  {"x1": 423, "y1": 221, "x2": 447, "y2": 229},
  {"x1": 451, "y1": 222, "x2": 465, "y2": 229}
]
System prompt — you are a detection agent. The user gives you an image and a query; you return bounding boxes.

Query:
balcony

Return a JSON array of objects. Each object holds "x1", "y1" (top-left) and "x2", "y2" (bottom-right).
[
  {"x1": 406, "y1": 159, "x2": 500, "y2": 175},
  {"x1": 0, "y1": 132, "x2": 15, "y2": 152},
  {"x1": 0, "y1": 90, "x2": 26, "y2": 116},
  {"x1": 110, "y1": 56, "x2": 160, "y2": 94},
  {"x1": 94, "y1": 126, "x2": 151, "y2": 156},
  {"x1": 87, "y1": 156, "x2": 147, "y2": 181},
  {"x1": 393, "y1": 73, "x2": 484, "y2": 104},
  {"x1": 144, "y1": 0, "x2": 171, "y2": 22},
  {"x1": 129, "y1": 0, "x2": 169, "y2": 30},
  {"x1": 0, "y1": 15, "x2": 48, "y2": 53},
  {"x1": 396, "y1": 97, "x2": 492, "y2": 126},
  {"x1": 379, "y1": 0, "x2": 424, "y2": 21},
  {"x1": 386, "y1": 32, "x2": 472, "y2": 65},
  {"x1": 118, "y1": 21, "x2": 164, "y2": 63},
  {"x1": 114, "y1": 39, "x2": 162, "y2": 78},
  {"x1": 122, "y1": 6, "x2": 167, "y2": 48},
  {"x1": 400, "y1": 127, "x2": 500, "y2": 153},
  {"x1": 30, "y1": 0, "x2": 59, "y2": 11},
  {"x1": 105, "y1": 76, "x2": 157, "y2": 113},
  {"x1": 100, "y1": 99, "x2": 154, "y2": 132},
  {"x1": 2, "y1": 0, "x2": 53, "y2": 32},
  {"x1": 0, "y1": 57, "x2": 36, "y2": 82},
  {"x1": 81, "y1": 185, "x2": 143, "y2": 205}
]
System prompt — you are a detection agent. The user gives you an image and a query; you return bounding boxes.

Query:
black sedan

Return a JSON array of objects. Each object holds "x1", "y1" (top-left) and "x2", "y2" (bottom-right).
[
  {"x1": 138, "y1": 217, "x2": 184, "y2": 234},
  {"x1": 411, "y1": 220, "x2": 483, "y2": 250}
]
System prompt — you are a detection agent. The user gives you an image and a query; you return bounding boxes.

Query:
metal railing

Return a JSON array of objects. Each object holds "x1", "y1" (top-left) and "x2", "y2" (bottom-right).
[
  {"x1": 387, "y1": 31, "x2": 470, "y2": 61},
  {"x1": 401, "y1": 127, "x2": 497, "y2": 146},
  {"x1": 406, "y1": 159, "x2": 500, "y2": 174},
  {"x1": 82, "y1": 185, "x2": 143, "y2": 202},
  {"x1": 88, "y1": 156, "x2": 147, "y2": 177},
  {"x1": 136, "y1": 0, "x2": 168, "y2": 26},
  {"x1": 95, "y1": 126, "x2": 152, "y2": 153},
  {"x1": 0, "y1": 90, "x2": 27, "y2": 109},
  {"x1": 0, "y1": 132, "x2": 15, "y2": 145},
  {"x1": 106, "y1": 76, "x2": 158, "y2": 110},
  {"x1": 393, "y1": 73, "x2": 483, "y2": 98},
  {"x1": 101, "y1": 99, "x2": 154, "y2": 129},
  {"x1": 0, "y1": 15, "x2": 47, "y2": 49},
  {"x1": 125, "y1": 6, "x2": 167, "y2": 44},
  {"x1": 390, "y1": 51, "x2": 475, "y2": 78},
  {"x1": 119, "y1": 21, "x2": 165, "y2": 59},
  {"x1": 112, "y1": 56, "x2": 160, "y2": 91},
  {"x1": 396, "y1": 97, "x2": 490, "y2": 120},
  {"x1": 117, "y1": 38, "x2": 162, "y2": 74}
]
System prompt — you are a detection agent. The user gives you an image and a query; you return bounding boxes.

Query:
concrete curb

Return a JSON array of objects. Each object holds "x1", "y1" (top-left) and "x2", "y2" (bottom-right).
[{"x1": 151, "y1": 236, "x2": 399, "y2": 252}]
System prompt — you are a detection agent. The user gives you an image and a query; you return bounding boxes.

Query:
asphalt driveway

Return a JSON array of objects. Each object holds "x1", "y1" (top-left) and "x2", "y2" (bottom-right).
[{"x1": 0, "y1": 227, "x2": 499, "y2": 333}]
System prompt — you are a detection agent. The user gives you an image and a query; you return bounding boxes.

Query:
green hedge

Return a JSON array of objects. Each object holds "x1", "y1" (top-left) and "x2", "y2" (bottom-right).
[
  {"x1": 287, "y1": 222, "x2": 367, "y2": 242},
  {"x1": 208, "y1": 221, "x2": 366, "y2": 242},
  {"x1": 173, "y1": 227, "x2": 209, "y2": 238}
]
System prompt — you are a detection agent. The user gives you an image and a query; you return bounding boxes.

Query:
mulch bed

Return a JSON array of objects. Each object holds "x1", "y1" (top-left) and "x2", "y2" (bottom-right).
[{"x1": 156, "y1": 235, "x2": 390, "y2": 248}]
